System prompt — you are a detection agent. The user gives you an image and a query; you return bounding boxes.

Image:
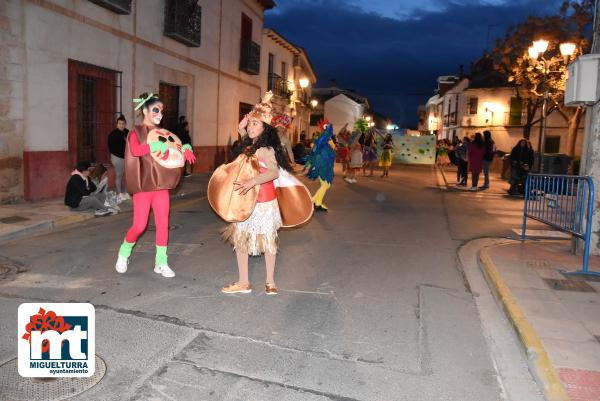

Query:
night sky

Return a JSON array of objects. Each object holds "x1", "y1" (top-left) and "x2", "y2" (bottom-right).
[{"x1": 265, "y1": 0, "x2": 564, "y2": 128}]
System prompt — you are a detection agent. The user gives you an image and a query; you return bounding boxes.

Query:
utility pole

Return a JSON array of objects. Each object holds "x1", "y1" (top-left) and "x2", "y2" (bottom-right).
[{"x1": 580, "y1": 0, "x2": 600, "y2": 253}]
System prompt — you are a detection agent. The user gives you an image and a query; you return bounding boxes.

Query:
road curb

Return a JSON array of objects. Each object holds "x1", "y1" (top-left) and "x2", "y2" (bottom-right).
[{"x1": 479, "y1": 245, "x2": 570, "y2": 401}]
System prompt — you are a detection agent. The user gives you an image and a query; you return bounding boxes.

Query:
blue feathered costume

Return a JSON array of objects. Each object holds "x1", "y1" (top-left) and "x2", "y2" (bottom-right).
[{"x1": 306, "y1": 122, "x2": 335, "y2": 211}]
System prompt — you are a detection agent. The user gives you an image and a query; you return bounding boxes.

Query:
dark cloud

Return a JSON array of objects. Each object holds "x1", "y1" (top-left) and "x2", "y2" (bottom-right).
[{"x1": 265, "y1": 0, "x2": 563, "y2": 127}]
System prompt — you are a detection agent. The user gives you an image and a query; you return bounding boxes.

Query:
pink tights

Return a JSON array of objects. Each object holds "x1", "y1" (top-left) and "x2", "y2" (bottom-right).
[{"x1": 125, "y1": 190, "x2": 170, "y2": 246}]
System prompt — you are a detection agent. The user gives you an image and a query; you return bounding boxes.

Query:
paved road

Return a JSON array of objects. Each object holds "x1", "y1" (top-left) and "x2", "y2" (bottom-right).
[{"x1": 0, "y1": 166, "x2": 541, "y2": 400}]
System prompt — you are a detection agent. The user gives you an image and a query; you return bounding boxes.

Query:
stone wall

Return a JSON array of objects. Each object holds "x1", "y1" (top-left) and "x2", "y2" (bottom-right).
[{"x1": 0, "y1": 0, "x2": 24, "y2": 202}]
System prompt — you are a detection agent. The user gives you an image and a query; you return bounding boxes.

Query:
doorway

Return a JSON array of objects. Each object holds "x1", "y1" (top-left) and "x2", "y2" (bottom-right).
[
  {"x1": 159, "y1": 82, "x2": 180, "y2": 133},
  {"x1": 68, "y1": 60, "x2": 119, "y2": 164}
]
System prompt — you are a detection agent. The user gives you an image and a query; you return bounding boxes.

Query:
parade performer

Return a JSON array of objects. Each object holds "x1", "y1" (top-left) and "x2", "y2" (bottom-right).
[
  {"x1": 207, "y1": 91, "x2": 313, "y2": 295},
  {"x1": 114, "y1": 92, "x2": 196, "y2": 278},
  {"x1": 271, "y1": 112, "x2": 295, "y2": 165},
  {"x1": 335, "y1": 124, "x2": 351, "y2": 177},
  {"x1": 379, "y1": 133, "x2": 394, "y2": 177},
  {"x1": 305, "y1": 119, "x2": 335, "y2": 211}
]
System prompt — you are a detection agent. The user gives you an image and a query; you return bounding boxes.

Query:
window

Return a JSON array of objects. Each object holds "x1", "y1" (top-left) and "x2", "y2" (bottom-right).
[
  {"x1": 239, "y1": 102, "x2": 254, "y2": 124},
  {"x1": 268, "y1": 54, "x2": 274, "y2": 76},
  {"x1": 239, "y1": 13, "x2": 260, "y2": 75},
  {"x1": 163, "y1": 0, "x2": 202, "y2": 47},
  {"x1": 468, "y1": 97, "x2": 478, "y2": 114},
  {"x1": 545, "y1": 136, "x2": 560, "y2": 153},
  {"x1": 281, "y1": 62, "x2": 287, "y2": 81},
  {"x1": 508, "y1": 97, "x2": 523, "y2": 126}
]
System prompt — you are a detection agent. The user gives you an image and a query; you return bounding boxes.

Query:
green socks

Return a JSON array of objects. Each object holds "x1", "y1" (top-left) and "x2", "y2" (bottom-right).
[
  {"x1": 119, "y1": 240, "x2": 135, "y2": 258},
  {"x1": 155, "y1": 246, "x2": 168, "y2": 266},
  {"x1": 119, "y1": 241, "x2": 167, "y2": 265}
]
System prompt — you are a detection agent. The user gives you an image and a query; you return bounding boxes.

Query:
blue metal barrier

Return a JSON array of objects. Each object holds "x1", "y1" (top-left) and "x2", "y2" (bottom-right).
[{"x1": 522, "y1": 174, "x2": 599, "y2": 277}]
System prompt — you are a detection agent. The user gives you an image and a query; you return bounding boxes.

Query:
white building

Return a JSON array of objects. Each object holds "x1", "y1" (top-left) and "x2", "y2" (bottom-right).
[
  {"x1": 1, "y1": 0, "x2": 277, "y2": 201},
  {"x1": 311, "y1": 84, "x2": 369, "y2": 135},
  {"x1": 421, "y1": 71, "x2": 584, "y2": 157},
  {"x1": 260, "y1": 29, "x2": 317, "y2": 144}
]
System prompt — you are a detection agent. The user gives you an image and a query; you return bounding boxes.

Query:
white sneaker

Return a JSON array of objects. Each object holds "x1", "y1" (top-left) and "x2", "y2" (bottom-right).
[
  {"x1": 154, "y1": 264, "x2": 175, "y2": 278},
  {"x1": 119, "y1": 193, "x2": 131, "y2": 201},
  {"x1": 94, "y1": 209, "x2": 111, "y2": 217},
  {"x1": 351, "y1": 178, "x2": 358, "y2": 183},
  {"x1": 344, "y1": 177, "x2": 353, "y2": 183},
  {"x1": 115, "y1": 255, "x2": 128, "y2": 273}
]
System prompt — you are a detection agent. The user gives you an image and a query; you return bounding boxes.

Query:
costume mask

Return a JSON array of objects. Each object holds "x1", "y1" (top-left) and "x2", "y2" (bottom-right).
[
  {"x1": 148, "y1": 105, "x2": 163, "y2": 125},
  {"x1": 147, "y1": 128, "x2": 185, "y2": 169}
]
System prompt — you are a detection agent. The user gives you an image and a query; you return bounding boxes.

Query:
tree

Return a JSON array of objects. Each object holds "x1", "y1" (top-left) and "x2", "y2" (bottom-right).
[{"x1": 492, "y1": 0, "x2": 593, "y2": 157}]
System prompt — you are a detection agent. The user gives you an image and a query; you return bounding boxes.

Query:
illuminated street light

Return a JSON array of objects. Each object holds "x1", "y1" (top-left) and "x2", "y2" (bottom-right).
[
  {"x1": 532, "y1": 39, "x2": 549, "y2": 54},
  {"x1": 527, "y1": 39, "x2": 577, "y2": 173},
  {"x1": 365, "y1": 116, "x2": 372, "y2": 122},
  {"x1": 560, "y1": 42, "x2": 576, "y2": 58},
  {"x1": 298, "y1": 78, "x2": 309, "y2": 88},
  {"x1": 310, "y1": 99, "x2": 318, "y2": 108}
]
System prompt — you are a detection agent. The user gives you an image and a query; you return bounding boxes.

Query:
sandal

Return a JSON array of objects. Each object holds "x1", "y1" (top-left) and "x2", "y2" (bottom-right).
[
  {"x1": 265, "y1": 283, "x2": 278, "y2": 295},
  {"x1": 221, "y1": 282, "x2": 252, "y2": 294}
]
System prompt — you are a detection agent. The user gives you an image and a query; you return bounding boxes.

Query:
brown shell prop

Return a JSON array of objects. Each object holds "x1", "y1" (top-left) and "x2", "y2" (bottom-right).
[
  {"x1": 207, "y1": 155, "x2": 260, "y2": 222},
  {"x1": 147, "y1": 128, "x2": 184, "y2": 169}
]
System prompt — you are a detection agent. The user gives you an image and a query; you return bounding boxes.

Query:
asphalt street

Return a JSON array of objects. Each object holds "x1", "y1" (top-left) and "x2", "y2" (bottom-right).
[{"x1": 0, "y1": 165, "x2": 544, "y2": 401}]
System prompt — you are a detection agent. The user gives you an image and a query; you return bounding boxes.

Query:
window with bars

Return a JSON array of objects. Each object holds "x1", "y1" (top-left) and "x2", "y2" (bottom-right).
[{"x1": 468, "y1": 97, "x2": 478, "y2": 114}]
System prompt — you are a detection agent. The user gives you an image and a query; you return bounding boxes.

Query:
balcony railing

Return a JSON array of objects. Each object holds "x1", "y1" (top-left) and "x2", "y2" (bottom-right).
[
  {"x1": 297, "y1": 89, "x2": 309, "y2": 105},
  {"x1": 268, "y1": 73, "x2": 290, "y2": 100},
  {"x1": 240, "y1": 39, "x2": 261, "y2": 75},
  {"x1": 164, "y1": 0, "x2": 202, "y2": 47},
  {"x1": 89, "y1": 0, "x2": 131, "y2": 14}
]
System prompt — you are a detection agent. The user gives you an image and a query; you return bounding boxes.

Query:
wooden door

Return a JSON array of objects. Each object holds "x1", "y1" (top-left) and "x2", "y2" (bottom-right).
[{"x1": 159, "y1": 82, "x2": 180, "y2": 133}]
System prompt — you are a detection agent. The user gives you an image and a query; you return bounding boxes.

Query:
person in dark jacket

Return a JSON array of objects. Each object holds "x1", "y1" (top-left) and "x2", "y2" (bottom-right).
[
  {"x1": 64, "y1": 162, "x2": 114, "y2": 216},
  {"x1": 108, "y1": 115, "x2": 129, "y2": 200},
  {"x1": 455, "y1": 137, "x2": 469, "y2": 186},
  {"x1": 480, "y1": 130, "x2": 496, "y2": 190},
  {"x1": 508, "y1": 139, "x2": 535, "y2": 195}
]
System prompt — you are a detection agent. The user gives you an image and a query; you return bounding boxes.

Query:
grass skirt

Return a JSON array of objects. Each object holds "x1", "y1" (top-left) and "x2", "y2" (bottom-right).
[{"x1": 222, "y1": 199, "x2": 282, "y2": 256}]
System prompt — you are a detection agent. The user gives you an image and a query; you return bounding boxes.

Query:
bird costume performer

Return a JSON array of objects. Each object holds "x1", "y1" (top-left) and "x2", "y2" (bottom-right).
[
  {"x1": 306, "y1": 119, "x2": 335, "y2": 211},
  {"x1": 207, "y1": 91, "x2": 313, "y2": 295},
  {"x1": 114, "y1": 92, "x2": 196, "y2": 278}
]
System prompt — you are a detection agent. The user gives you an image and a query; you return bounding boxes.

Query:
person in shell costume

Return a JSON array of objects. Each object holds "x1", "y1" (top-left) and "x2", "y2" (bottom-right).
[
  {"x1": 114, "y1": 93, "x2": 196, "y2": 278},
  {"x1": 305, "y1": 119, "x2": 335, "y2": 211},
  {"x1": 207, "y1": 91, "x2": 313, "y2": 295}
]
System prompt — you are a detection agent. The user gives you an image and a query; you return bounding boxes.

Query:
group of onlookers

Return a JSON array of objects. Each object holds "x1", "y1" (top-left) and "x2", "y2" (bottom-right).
[
  {"x1": 437, "y1": 131, "x2": 535, "y2": 195},
  {"x1": 438, "y1": 131, "x2": 496, "y2": 191}
]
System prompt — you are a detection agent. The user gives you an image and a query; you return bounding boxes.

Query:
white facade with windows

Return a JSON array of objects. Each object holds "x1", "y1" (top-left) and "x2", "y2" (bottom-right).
[{"x1": 1, "y1": 0, "x2": 277, "y2": 201}]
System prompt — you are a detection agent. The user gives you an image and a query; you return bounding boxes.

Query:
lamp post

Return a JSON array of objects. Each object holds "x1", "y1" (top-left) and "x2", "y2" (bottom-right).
[
  {"x1": 298, "y1": 78, "x2": 310, "y2": 136},
  {"x1": 527, "y1": 39, "x2": 576, "y2": 173}
]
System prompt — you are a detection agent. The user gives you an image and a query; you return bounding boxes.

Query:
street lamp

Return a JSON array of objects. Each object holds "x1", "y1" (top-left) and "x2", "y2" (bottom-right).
[
  {"x1": 310, "y1": 99, "x2": 318, "y2": 108},
  {"x1": 527, "y1": 39, "x2": 576, "y2": 173},
  {"x1": 365, "y1": 116, "x2": 372, "y2": 122},
  {"x1": 298, "y1": 78, "x2": 309, "y2": 88}
]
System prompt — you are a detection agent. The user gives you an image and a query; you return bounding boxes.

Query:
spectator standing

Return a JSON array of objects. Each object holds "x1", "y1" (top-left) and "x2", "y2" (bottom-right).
[
  {"x1": 480, "y1": 130, "x2": 496, "y2": 190},
  {"x1": 455, "y1": 137, "x2": 469, "y2": 186},
  {"x1": 108, "y1": 115, "x2": 130, "y2": 201},
  {"x1": 467, "y1": 132, "x2": 486, "y2": 191}
]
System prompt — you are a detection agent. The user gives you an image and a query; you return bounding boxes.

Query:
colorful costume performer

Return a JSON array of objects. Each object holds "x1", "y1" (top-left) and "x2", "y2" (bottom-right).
[
  {"x1": 379, "y1": 134, "x2": 393, "y2": 177},
  {"x1": 306, "y1": 119, "x2": 335, "y2": 211},
  {"x1": 207, "y1": 91, "x2": 313, "y2": 295},
  {"x1": 115, "y1": 93, "x2": 196, "y2": 278}
]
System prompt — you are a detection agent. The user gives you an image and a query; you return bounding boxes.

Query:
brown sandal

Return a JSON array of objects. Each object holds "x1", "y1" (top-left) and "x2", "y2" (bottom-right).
[
  {"x1": 221, "y1": 282, "x2": 252, "y2": 294},
  {"x1": 265, "y1": 283, "x2": 278, "y2": 295}
]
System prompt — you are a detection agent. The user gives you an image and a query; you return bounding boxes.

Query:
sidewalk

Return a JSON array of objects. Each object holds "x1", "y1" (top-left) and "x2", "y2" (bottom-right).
[
  {"x1": 480, "y1": 239, "x2": 600, "y2": 401},
  {"x1": 0, "y1": 173, "x2": 210, "y2": 244}
]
